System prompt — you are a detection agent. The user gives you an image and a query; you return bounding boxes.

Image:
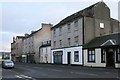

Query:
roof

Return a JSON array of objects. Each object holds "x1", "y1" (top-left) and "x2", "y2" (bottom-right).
[
  {"x1": 51, "y1": 1, "x2": 103, "y2": 29},
  {"x1": 83, "y1": 33, "x2": 120, "y2": 48}
]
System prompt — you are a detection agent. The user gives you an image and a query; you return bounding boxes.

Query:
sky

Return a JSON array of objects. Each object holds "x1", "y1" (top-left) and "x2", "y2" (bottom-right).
[{"x1": 0, "y1": 0, "x2": 119, "y2": 52}]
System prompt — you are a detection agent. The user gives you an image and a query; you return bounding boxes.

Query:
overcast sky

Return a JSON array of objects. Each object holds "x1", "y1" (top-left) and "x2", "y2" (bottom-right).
[{"x1": 0, "y1": 0, "x2": 119, "y2": 52}]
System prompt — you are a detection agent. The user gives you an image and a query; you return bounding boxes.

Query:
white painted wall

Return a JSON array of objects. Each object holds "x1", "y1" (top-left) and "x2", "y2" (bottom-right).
[
  {"x1": 40, "y1": 46, "x2": 52, "y2": 63},
  {"x1": 51, "y1": 46, "x2": 83, "y2": 65},
  {"x1": 64, "y1": 46, "x2": 83, "y2": 65},
  {"x1": 84, "y1": 48, "x2": 106, "y2": 67}
]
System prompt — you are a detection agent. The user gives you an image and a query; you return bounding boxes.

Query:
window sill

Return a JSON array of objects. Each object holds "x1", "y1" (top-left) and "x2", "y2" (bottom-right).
[{"x1": 88, "y1": 61, "x2": 95, "y2": 63}]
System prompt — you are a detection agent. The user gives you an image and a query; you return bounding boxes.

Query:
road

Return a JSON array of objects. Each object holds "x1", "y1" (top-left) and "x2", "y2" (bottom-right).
[{"x1": 1, "y1": 63, "x2": 120, "y2": 80}]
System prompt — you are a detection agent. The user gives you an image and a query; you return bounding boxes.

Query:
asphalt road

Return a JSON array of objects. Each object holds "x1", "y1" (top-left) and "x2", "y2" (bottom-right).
[{"x1": 1, "y1": 62, "x2": 120, "y2": 80}]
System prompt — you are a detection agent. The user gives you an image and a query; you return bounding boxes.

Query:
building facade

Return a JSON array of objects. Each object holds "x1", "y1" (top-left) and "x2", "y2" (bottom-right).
[
  {"x1": 33, "y1": 23, "x2": 52, "y2": 63},
  {"x1": 51, "y1": 1, "x2": 120, "y2": 68},
  {"x1": 11, "y1": 36, "x2": 24, "y2": 62},
  {"x1": 22, "y1": 33, "x2": 35, "y2": 63},
  {"x1": 39, "y1": 40, "x2": 52, "y2": 63}
]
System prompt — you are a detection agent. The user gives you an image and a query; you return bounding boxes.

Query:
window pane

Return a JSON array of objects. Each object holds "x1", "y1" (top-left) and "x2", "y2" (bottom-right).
[
  {"x1": 74, "y1": 51, "x2": 79, "y2": 62},
  {"x1": 118, "y1": 54, "x2": 120, "y2": 61},
  {"x1": 88, "y1": 49, "x2": 95, "y2": 62}
]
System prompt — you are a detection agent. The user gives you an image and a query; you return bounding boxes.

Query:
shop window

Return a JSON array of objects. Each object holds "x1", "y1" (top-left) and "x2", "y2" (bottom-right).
[{"x1": 74, "y1": 51, "x2": 79, "y2": 62}]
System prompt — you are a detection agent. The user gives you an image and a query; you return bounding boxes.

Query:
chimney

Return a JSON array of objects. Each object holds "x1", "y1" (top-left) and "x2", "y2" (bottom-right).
[
  {"x1": 24, "y1": 33, "x2": 29, "y2": 37},
  {"x1": 41, "y1": 23, "x2": 53, "y2": 28}
]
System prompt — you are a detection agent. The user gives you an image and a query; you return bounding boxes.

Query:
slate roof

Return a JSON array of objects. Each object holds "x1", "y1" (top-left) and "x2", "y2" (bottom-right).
[
  {"x1": 51, "y1": 2, "x2": 103, "y2": 29},
  {"x1": 83, "y1": 33, "x2": 120, "y2": 48}
]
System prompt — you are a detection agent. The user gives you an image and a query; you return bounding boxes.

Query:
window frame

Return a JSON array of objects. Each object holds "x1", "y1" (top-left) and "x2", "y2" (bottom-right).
[
  {"x1": 116, "y1": 48, "x2": 120, "y2": 63},
  {"x1": 53, "y1": 41, "x2": 56, "y2": 48},
  {"x1": 88, "y1": 49, "x2": 95, "y2": 63},
  {"x1": 74, "y1": 51, "x2": 79, "y2": 62},
  {"x1": 59, "y1": 40, "x2": 62, "y2": 47},
  {"x1": 101, "y1": 49, "x2": 106, "y2": 63},
  {"x1": 59, "y1": 26, "x2": 62, "y2": 36},
  {"x1": 74, "y1": 36, "x2": 79, "y2": 46},
  {"x1": 67, "y1": 23, "x2": 71, "y2": 33},
  {"x1": 68, "y1": 38, "x2": 71, "y2": 46},
  {"x1": 74, "y1": 20, "x2": 78, "y2": 29},
  {"x1": 53, "y1": 29, "x2": 56, "y2": 37}
]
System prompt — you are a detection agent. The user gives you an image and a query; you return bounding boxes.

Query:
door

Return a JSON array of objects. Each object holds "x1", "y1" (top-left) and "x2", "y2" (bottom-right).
[
  {"x1": 54, "y1": 55, "x2": 62, "y2": 64},
  {"x1": 106, "y1": 49, "x2": 115, "y2": 67},
  {"x1": 67, "y1": 52, "x2": 71, "y2": 64}
]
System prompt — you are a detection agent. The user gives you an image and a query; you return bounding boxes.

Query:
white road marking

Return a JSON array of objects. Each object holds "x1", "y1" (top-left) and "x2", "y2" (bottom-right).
[
  {"x1": 15, "y1": 75, "x2": 23, "y2": 78},
  {"x1": 20, "y1": 74, "x2": 32, "y2": 79},
  {"x1": 7, "y1": 69, "x2": 36, "y2": 80}
]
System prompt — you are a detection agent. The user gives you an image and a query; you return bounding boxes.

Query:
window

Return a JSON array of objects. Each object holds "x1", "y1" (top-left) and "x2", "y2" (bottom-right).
[
  {"x1": 53, "y1": 41, "x2": 56, "y2": 48},
  {"x1": 101, "y1": 49, "x2": 106, "y2": 63},
  {"x1": 67, "y1": 23, "x2": 71, "y2": 32},
  {"x1": 74, "y1": 51, "x2": 79, "y2": 62},
  {"x1": 74, "y1": 36, "x2": 79, "y2": 46},
  {"x1": 68, "y1": 38, "x2": 71, "y2": 46},
  {"x1": 88, "y1": 49, "x2": 95, "y2": 62},
  {"x1": 74, "y1": 20, "x2": 78, "y2": 29},
  {"x1": 100, "y1": 23, "x2": 104, "y2": 29},
  {"x1": 59, "y1": 40, "x2": 62, "y2": 47},
  {"x1": 59, "y1": 27, "x2": 62, "y2": 36},
  {"x1": 116, "y1": 48, "x2": 120, "y2": 63},
  {"x1": 53, "y1": 29, "x2": 56, "y2": 37}
]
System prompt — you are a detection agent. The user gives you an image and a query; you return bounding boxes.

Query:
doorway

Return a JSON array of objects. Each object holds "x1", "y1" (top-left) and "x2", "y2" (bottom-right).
[
  {"x1": 67, "y1": 52, "x2": 71, "y2": 64},
  {"x1": 106, "y1": 48, "x2": 115, "y2": 67}
]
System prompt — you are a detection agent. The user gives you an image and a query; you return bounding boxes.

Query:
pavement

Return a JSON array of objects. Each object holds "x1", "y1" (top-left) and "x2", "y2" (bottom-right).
[{"x1": 1, "y1": 62, "x2": 120, "y2": 80}]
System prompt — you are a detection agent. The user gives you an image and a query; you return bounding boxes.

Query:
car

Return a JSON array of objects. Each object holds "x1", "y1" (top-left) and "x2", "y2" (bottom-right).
[{"x1": 2, "y1": 60, "x2": 14, "y2": 68}]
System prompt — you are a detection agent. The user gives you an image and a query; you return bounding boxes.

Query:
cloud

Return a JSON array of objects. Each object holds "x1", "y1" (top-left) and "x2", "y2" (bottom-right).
[
  {"x1": 0, "y1": 31, "x2": 23, "y2": 52},
  {"x1": 0, "y1": 43, "x2": 11, "y2": 52}
]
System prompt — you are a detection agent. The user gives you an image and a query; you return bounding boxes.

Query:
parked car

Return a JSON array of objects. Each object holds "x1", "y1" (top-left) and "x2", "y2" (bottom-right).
[{"x1": 2, "y1": 60, "x2": 14, "y2": 68}]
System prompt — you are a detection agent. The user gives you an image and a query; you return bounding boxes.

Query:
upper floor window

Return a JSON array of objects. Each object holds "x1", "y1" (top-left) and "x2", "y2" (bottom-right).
[
  {"x1": 100, "y1": 23, "x2": 104, "y2": 29},
  {"x1": 68, "y1": 38, "x2": 71, "y2": 46},
  {"x1": 74, "y1": 20, "x2": 78, "y2": 29},
  {"x1": 74, "y1": 36, "x2": 79, "y2": 46},
  {"x1": 67, "y1": 23, "x2": 71, "y2": 32},
  {"x1": 88, "y1": 49, "x2": 95, "y2": 62},
  {"x1": 53, "y1": 41, "x2": 56, "y2": 48},
  {"x1": 59, "y1": 27, "x2": 62, "y2": 36},
  {"x1": 59, "y1": 40, "x2": 62, "y2": 47},
  {"x1": 53, "y1": 29, "x2": 56, "y2": 37}
]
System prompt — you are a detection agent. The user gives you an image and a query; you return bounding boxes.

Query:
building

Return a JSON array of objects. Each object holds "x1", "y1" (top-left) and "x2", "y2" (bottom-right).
[
  {"x1": 0, "y1": 52, "x2": 11, "y2": 61},
  {"x1": 11, "y1": 23, "x2": 52, "y2": 63},
  {"x1": 83, "y1": 33, "x2": 120, "y2": 68},
  {"x1": 11, "y1": 36, "x2": 24, "y2": 62},
  {"x1": 39, "y1": 40, "x2": 52, "y2": 63},
  {"x1": 22, "y1": 33, "x2": 34, "y2": 63},
  {"x1": 33, "y1": 23, "x2": 52, "y2": 63},
  {"x1": 51, "y1": 1, "x2": 120, "y2": 68}
]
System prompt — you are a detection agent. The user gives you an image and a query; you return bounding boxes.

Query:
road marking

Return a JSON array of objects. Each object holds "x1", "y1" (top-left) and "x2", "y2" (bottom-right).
[
  {"x1": 15, "y1": 75, "x2": 23, "y2": 78},
  {"x1": 20, "y1": 74, "x2": 32, "y2": 79},
  {"x1": 7, "y1": 69, "x2": 36, "y2": 80}
]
